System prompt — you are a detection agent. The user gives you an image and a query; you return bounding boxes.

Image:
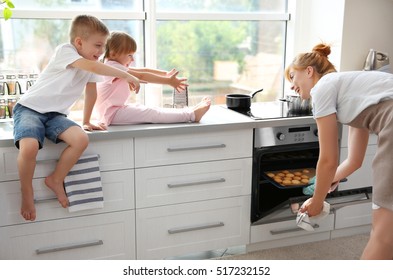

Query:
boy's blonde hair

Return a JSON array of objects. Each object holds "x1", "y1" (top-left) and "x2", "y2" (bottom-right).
[
  {"x1": 103, "y1": 31, "x2": 137, "y2": 60},
  {"x1": 69, "y1": 15, "x2": 109, "y2": 43}
]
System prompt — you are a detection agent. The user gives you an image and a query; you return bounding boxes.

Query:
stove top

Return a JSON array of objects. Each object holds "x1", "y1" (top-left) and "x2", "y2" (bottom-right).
[{"x1": 228, "y1": 101, "x2": 312, "y2": 120}]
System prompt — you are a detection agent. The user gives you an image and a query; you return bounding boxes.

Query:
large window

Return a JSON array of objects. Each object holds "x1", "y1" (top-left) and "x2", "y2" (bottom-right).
[{"x1": 0, "y1": 0, "x2": 288, "y2": 119}]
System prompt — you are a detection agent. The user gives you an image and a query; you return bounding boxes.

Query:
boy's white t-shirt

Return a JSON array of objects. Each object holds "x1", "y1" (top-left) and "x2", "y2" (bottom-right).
[
  {"x1": 18, "y1": 43, "x2": 102, "y2": 115},
  {"x1": 311, "y1": 71, "x2": 393, "y2": 124}
]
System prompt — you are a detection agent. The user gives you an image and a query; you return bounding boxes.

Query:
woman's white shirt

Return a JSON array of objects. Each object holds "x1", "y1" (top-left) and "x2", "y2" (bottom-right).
[{"x1": 311, "y1": 71, "x2": 393, "y2": 123}]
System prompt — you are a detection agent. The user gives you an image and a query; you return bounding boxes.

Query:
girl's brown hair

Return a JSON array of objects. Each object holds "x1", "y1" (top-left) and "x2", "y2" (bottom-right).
[
  {"x1": 103, "y1": 31, "x2": 137, "y2": 60},
  {"x1": 285, "y1": 43, "x2": 337, "y2": 81}
]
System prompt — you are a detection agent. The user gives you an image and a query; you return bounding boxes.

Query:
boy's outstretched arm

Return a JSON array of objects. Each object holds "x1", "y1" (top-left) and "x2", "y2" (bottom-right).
[{"x1": 71, "y1": 58, "x2": 141, "y2": 93}]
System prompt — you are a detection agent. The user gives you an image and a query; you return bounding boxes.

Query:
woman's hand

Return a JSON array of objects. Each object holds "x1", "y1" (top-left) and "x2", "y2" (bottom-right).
[{"x1": 299, "y1": 197, "x2": 324, "y2": 217}]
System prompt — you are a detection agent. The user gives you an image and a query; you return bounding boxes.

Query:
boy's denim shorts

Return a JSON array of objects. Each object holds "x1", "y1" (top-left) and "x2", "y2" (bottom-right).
[{"x1": 13, "y1": 103, "x2": 79, "y2": 149}]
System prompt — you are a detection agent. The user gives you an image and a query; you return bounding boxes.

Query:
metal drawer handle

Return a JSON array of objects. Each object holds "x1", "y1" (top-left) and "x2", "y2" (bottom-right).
[
  {"x1": 36, "y1": 158, "x2": 57, "y2": 164},
  {"x1": 35, "y1": 239, "x2": 104, "y2": 255},
  {"x1": 167, "y1": 178, "x2": 226, "y2": 188},
  {"x1": 270, "y1": 224, "x2": 319, "y2": 235},
  {"x1": 167, "y1": 144, "x2": 226, "y2": 152},
  {"x1": 34, "y1": 196, "x2": 58, "y2": 203},
  {"x1": 36, "y1": 154, "x2": 100, "y2": 163},
  {"x1": 168, "y1": 221, "x2": 225, "y2": 234}
]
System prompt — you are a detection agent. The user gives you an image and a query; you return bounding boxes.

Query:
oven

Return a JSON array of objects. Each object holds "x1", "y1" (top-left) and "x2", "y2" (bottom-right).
[
  {"x1": 227, "y1": 101, "x2": 373, "y2": 227},
  {"x1": 250, "y1": 122, "x2": 373, "y2": 226},
  {"x1": 251, "y1": 124, "x2": 320, "y2": 224}
]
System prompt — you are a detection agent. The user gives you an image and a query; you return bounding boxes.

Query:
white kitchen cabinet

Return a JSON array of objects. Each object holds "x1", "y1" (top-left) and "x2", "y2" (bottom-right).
[
  {"x1": 334, "y1": 201, "x2": 372, "y2": 229},
  {"x1": 0, "y1": 169, "x2": 135, "y2": 227},
  {"x1": 250, "y1": 214, "x2": 335, "y2": 243},
  {"x1": 0, "y1": 211, "x2": 135, "y2": 260},
  {"x1": 134, "y1": 129, "x2": 252, "y2": 167},
  {"x1": 339, "y1": 124, "x2": 377, "y2": 190},
  {"x1": 136, "y1": 196, "x2": 250, "y2": 260},
  {"x1": 334, "y1": 125, "x2": 374, "y2": 235},
  {"x1": 134, "y1": 129, "x2": 253, "y2": 259},
  {"x1": 0, "y1": 138, "x2": 136, "y2": 260},
  {"x1": 0, "y1": 138, "x2": 134, "y2": 182},
  {"x1": 135, "y1": 158, "x2": 251, "y2": 208},
  {"x1": 339, "y1": 143, "x2": 376, "y2": 191}
]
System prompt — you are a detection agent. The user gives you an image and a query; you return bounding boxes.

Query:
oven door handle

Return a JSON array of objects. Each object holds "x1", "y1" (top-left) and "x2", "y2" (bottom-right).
[{"x1": 270, "y1": 224, "x2": 319, "y2": 235}]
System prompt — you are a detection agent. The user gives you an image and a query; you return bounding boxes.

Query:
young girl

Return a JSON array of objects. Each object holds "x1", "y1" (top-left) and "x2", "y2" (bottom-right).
[
  {"x1": 285, "y1": 43, "x2": 393, "y2": 259},
  {"x1": 91, "y1": 31, "x2": 211, "y2": 127}
]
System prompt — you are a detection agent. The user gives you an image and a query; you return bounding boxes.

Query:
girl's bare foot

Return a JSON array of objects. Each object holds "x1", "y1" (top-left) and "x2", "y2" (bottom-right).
[
  {"x1": 193, "y1": 97, "x2": 211, "y2": 122},
  {"x1": 45, "y1": 175, "x2": 69, "y2": 208},
  {"x1": 21, "y1": 190, "x2": 36, "y2": 221}
]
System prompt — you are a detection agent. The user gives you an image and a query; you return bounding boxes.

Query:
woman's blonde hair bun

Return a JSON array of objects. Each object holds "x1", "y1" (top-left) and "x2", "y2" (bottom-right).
[{"x1": 312, "y1": 43, "x2": 331, "y2": 58}]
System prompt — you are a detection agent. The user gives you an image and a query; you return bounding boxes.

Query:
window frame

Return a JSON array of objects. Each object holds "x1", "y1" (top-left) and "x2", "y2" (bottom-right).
[{"x1": 4, "y1": 1, "x2": 291, "y2": 106}]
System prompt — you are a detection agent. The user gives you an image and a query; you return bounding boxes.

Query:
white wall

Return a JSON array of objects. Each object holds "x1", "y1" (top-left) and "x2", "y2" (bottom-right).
[
  {"x1": 285, "y1": 0, "x2": 344, "y2": 90},
  {"x1": 288, "y1": 0, "x2": 393, "y2": 72},
  {"x1": 340, "y1": 0, "x2": 393, "y2": 71}
]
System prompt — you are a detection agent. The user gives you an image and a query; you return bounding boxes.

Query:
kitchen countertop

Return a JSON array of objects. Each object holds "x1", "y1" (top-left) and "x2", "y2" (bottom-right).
[{"x1": 0, "y1": 104, "x2": 315, "y2": 147}]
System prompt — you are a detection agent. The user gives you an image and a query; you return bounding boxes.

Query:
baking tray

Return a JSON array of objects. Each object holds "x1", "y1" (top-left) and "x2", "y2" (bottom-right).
[{"x1": 262, "y1": 168, "x2": 315, "y2": 189}]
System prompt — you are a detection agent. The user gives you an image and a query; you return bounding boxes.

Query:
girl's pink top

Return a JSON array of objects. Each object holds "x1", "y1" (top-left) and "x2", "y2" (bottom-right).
[{"x1": 95, "y1": 60, "x2": 130, "y2": 125}]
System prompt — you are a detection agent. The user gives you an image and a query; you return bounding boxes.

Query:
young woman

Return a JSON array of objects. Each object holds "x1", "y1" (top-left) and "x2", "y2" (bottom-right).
[
  {"x1": 285, "y1": 43, "x2": 393, "y2": 259},
  {"x1": 89, "y1": 31, "x2": 211, "y2": 127}
]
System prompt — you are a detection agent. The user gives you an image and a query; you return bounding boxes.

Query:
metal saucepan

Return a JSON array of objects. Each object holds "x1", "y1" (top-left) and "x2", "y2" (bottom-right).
[
  {"x1": 226, "y1": 88, "x2": 264, "y2": 111},
  {"x1": 279, "y1": 95, "x2": 312, "y2": 113}
]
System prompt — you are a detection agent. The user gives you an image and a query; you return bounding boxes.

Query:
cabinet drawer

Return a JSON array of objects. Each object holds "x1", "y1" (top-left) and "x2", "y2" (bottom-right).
[
  {"x1": 134, "y1": 129, "x2": 252, "y2": 167},
  {"x1": 339, "y1": 145, "x2": 376, "y2": 190},
  {"x1": 0, "y1": 169, "x2": 135, "y2": 226},
  {"x1": 135, "y1": 158, "x2": 251, "y2": 208},
  {"x1": 0, "y1": 138, "x2": 134, "y2": 181},
  {"x1": 250, "y1": 214, "x2": 334, "y2": 243},
  {"x1": 0, "y1": 211, "x2": 135, "y2": 260},
  {"x1": 136, "y1": 196, "x2": 250, "y2": 259},
  {"x1": 335, "y1": 201, "x2": 372, "y2": 229}
]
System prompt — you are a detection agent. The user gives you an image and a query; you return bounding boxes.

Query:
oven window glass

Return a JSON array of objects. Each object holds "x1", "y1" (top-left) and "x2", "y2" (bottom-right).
[{"x1": 252, "y1": 144, "x2": 320, "y2": 223}]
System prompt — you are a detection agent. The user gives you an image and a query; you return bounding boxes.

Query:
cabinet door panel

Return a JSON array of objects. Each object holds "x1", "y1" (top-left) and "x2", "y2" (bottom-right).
[
  {"x1": 136, "y1": 196, "x2": 250, "y2": 259},
  {"x1": 335, "y1": 202, "x2": 372, "y2": 229},
  {"x1": 250, "y1": 214, "x2": 334, "y2": 243},
  {"x1": 134, "y1": 130, "x2": 252, "y2": 167},
  {"x1": 339, "y1": 145, "x2": 376, "y2": 190},
  {"x1": 135, "y1": 158, "x2": 251, "y2": 207},
  {"x1": 0, "y1": 211, "x2": 135, "y2": 260},
  {"x1": 0, "y1": 170, "x2": 134, "y2": 226},
  {"x1": 0, "y1": 139, "x2": 134, "y2": 181}
]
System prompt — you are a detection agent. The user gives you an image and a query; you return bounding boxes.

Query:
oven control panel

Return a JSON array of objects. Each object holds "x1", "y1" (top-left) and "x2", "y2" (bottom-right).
[{"x1": 254, "y1": 123, "x2": 319, "y2": 147}]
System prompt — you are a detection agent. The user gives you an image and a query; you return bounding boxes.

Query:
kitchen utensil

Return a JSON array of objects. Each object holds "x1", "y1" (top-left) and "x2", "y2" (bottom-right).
[
  {"x1": 263, "y1": 168, "x2": 316, "y2": 189},
  {"x1": 279, "y1": 95, "x2": 312, "y2": 114},
  {"x1": 5, "y1": 74, "x2": 17, "y2": 95},
  {"x1": 226, "y1": 88, "x2": 264, "y2": 111},
  {"x1": 363, "y1": 49, "x2": 390, "y2": 71}
]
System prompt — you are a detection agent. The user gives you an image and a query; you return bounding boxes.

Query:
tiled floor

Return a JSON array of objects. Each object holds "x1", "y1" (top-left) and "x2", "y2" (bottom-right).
[{"x1": 166, "y1": 245, "x2": 246, "y2": 260}]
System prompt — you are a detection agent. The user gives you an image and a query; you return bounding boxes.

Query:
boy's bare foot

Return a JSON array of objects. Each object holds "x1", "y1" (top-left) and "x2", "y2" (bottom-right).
[
  {"x1": 193, "y1": 97, "x2": 211, "y2": 122},
  {"x1": 45, "y1": 175, "x2": 69, "y2": 208},
  {"x1": 21, "y1": 190, "x2": 36, "y2": 221}
]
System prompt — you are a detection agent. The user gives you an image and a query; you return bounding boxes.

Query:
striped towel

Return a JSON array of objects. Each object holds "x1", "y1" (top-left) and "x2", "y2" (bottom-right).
[{"x1": 64, "y1": 154, "x2": 104, "y2": 212}]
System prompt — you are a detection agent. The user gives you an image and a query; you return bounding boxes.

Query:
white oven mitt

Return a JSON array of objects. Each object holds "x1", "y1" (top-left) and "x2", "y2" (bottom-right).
[{"x1": 296, "y1": 201, "x2": 330, "y2": 231}]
